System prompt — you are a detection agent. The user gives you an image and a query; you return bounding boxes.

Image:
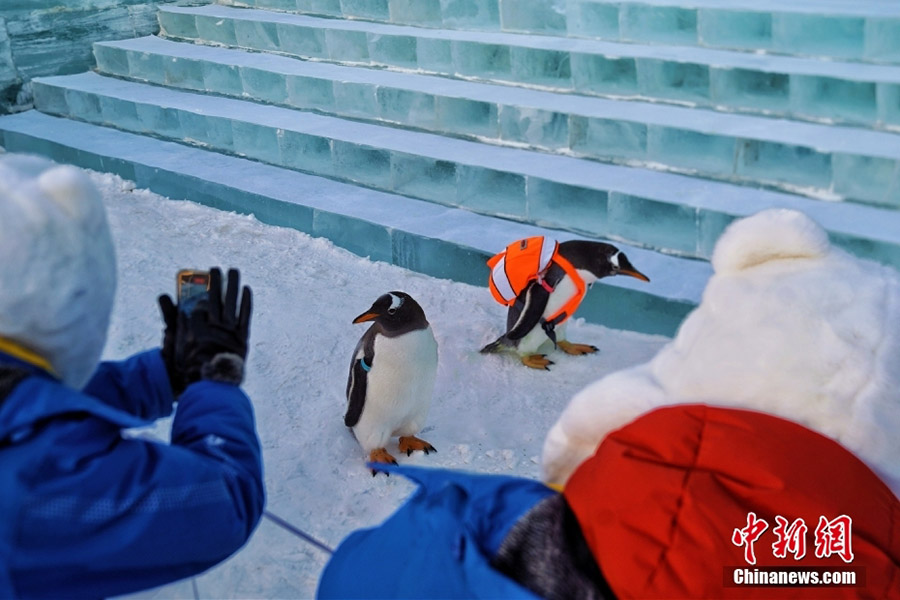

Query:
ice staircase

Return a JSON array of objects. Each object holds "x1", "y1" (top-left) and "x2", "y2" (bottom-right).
[{"x1": 2, "y1": 0, "x2": 900, "y2": 336}]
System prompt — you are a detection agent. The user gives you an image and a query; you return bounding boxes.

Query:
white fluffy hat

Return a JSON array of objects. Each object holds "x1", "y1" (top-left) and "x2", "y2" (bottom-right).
[
  {"x1": 0, "y1": 153, "x2": 116, "y2": 388},
  {"x1": 542, "y1": 209, "x2": 900, "y2": 498}
]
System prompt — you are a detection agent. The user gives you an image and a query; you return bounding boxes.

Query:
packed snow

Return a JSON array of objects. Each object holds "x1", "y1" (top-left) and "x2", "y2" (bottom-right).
[{"x1": 82, "y1": 170, "x2": 669, "y2": 599}]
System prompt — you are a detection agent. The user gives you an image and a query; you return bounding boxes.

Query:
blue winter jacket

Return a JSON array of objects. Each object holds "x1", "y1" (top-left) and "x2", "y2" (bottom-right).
[
  {"x1": 0, "y1": 350, "x2": 265, "y2": 599},
  {"x1": 317, "y1": 465, "x2": 553, "y2": 599}
]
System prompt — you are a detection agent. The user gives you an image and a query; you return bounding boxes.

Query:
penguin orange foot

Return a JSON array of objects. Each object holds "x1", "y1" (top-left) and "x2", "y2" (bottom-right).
[
  {"x1": 522, "y1": 354, "x2": 554, "y2": 370},
  {"x1": 369, "y1": 448, "x2": 398, "y2": 476},
  {"x1": 558, "y1": 341, "x2": 599, "y2": 355},
  {"x1": 399, "y1": 436, "x2": 436, "y2": 456}
]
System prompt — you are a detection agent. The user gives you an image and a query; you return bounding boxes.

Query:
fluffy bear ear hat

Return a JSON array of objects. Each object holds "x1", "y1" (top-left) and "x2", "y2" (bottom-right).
[{"x1": 0, "y1": 153, "x2": 116, "y2": 388}]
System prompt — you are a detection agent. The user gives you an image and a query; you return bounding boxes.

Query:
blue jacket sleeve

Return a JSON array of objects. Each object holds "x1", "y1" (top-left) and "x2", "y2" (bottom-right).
[
  {"x1": 9, "y1": 379, "x2": 265, "y2": 599},
  {"x1": 169, "y1": 379, "x2": 267, "y2": 541},
  {"x1": 82, "y1": 349, "x2": 175, "y2": 420},
  {"x1": 318, "y1": 466, "x2": 549, "y2": 599}
]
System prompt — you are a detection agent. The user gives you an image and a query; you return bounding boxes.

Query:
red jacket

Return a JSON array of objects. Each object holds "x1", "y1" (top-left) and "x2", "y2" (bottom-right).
[{"x1": 565, "y1": 404, "x2": 900, "y2": 599}]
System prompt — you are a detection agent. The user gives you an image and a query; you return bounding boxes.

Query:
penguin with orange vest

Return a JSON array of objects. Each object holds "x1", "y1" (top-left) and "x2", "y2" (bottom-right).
[{"x1": 480, "y1": 237, "x2": 650, "y2": 369}]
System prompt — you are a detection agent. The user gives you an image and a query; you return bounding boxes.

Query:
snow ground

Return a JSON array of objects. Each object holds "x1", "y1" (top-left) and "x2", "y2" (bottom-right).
[{"x1": 91, "y1": 170, "x2": 669, "y2": 599}]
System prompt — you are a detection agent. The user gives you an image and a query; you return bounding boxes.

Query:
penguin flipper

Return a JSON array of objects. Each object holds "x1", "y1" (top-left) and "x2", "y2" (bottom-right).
[
  {"x1": 480, "y1": 336, "x2": 513, "y2": 354},
  {"x1": 345, "y1": 331, "x2": 377, "y2": 428},
  {"x1": 344, "y1": 358, "x2": 368, "y2": 428},
  {"x1": 504, "y1": 280, "x2": 551, "y2": 342}
]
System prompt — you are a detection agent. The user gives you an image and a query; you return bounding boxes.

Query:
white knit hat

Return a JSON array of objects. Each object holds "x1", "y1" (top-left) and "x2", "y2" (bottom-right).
[{"x1": 0, "y1": 153, "x2": 116, "y2": 388}]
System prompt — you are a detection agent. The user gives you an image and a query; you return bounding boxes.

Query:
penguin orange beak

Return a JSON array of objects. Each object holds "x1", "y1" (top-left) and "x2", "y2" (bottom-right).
[
  {"x1": 353, "y1": 312, "x2": 379, "y2": 324},
  {"x1": 620, "y1": 269, "x2": 650, "y2": 282}
]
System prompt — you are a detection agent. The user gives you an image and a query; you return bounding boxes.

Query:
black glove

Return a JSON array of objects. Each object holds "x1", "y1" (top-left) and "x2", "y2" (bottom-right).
[
  {"x1": 158, "y1": 293, "x2": 186, "y2": 395},
  {"x1": 164, "y1": 267, "x2": 252, "y2": 393},
  {"x1": 183, "y1": 267, "x2": 252, "y2": 387}
]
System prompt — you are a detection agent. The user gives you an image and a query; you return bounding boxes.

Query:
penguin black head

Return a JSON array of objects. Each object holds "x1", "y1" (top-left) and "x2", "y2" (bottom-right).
[
  {"x1": 558, "y1": 240, "x2": 650, "y2": 282},
  {"x1": 353, "y1": 291, "x2": 429, "y2": 336}
]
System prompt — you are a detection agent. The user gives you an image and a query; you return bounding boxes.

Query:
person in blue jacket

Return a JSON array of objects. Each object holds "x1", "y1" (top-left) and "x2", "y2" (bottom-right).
[
  {"x1": 317, "y1": 465, "x2": 555, "y2": 599},
  {"x1": 316, "y1": 464, "x2": 610, "y2": 600},
  {"x1": 0, "y1": 154, "x2": 264, "y2": 599}
]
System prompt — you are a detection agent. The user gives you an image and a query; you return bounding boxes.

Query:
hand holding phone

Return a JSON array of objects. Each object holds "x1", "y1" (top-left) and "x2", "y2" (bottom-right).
[
  {"x1": 177, "y1": 269, "x2": 211, "y2": 315},
  {"x1": 159, "y1": 268, "x2": 252, "y2": 394},
  {"x1": 159, "y1": 269, "x2": 210, "y2": 395}
]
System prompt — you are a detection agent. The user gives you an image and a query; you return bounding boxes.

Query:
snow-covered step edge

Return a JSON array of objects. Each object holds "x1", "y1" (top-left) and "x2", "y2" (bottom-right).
[
  {"x1": 214, "y1": 0, "x2": 900, "y2": 64},
  {"x1": 0, "y1": 109, "x2": 702, "y2": 336},
  {"x1": 94, "y1": 35, "x2": 900, "y2": 209},
  {"x1": 30, "y1": 72, "x2": 900, "y2": 269},
  {"x1": 158, "y1": 6, "x2": 900, "y2": 131}
]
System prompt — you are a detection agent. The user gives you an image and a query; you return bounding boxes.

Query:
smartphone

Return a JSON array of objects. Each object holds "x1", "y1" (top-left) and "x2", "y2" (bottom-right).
[{"x1": 177, "y1": 269, "x2": 210, "y2": 314}]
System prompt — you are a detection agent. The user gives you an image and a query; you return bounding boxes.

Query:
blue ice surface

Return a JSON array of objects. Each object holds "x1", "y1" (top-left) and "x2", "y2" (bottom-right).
[
  {"x1": 220, "y1": 0, "x2": 900, "y2": 19},
  {"x1": 158, "y1": 5, "x2": 900, "y2": 81},
  {"x1": 156, "y1": 6, "x2": 900, "y2": 131},
  {"x1": 83, "y1": 38, "x2": 900, "y2": 207},
  {"x1": 0, "y1": 0, "x2": 165, "y2": 101},
  {"x1": 215, "y1": 0, "x2": 900, "y2": 62},
  {"x1": 0, "y1": 20, "x2": 21, "y2": 112},
  {"x1": 27, "y1": 71, "x2": 900, "y2": 271},
  {"x1": 96, "y1": 36, "x2": 900, "y2": 167},
  {"x1": 500, "y1": 0, "x2": 567, "y2": 34},
  {"x1": 576, "y1": 0, "x2": 900, "y2": 18},
  {"x1": 0, "y1": 110, "x2": 705, "y2": 335},
  {"x1": 575, "y1": 0, "x2": 900, "y2": 62}
]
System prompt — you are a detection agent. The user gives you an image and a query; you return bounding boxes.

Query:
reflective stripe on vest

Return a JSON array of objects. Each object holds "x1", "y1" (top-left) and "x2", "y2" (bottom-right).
[
  {"x1": 488, "y1": 236, "x2": 557, "y2": 305},
  {"x1": 487, "y1": 237, "x2": 587, "y2": 324}
]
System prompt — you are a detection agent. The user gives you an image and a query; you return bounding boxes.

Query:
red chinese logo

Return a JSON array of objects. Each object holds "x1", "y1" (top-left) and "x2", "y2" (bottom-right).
[
  {"x1": 732, "y1": 514, "x2": 854, "y2": 565},
  {"x1": 814, "y1": 515, "x2": 854, "y2": 563},
  {"x1": 772, "y1": 516, "x2": 808, "y2": 560},
  {"x1": 732, "y1": 512, "x2": 769, "y2": 565}
]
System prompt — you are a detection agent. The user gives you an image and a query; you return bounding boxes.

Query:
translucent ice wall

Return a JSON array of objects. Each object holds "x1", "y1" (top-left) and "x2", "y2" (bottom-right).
[{"x1": 0, "y1": 1, "x2": 212, "y2": 114}]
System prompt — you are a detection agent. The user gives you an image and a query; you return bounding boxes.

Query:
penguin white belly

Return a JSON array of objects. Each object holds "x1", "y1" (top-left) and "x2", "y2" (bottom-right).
[
  {"x1": 515, "y1": 273, "x2": 585, "y2": 355},
  {"x1": 353, "y1": 327, "x2": 438, "y2": 452}
]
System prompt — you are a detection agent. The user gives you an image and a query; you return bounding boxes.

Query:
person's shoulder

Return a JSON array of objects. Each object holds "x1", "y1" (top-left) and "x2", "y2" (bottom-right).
[{"x1": 6, "y1": 375, "x2": 148, "y2": 431}]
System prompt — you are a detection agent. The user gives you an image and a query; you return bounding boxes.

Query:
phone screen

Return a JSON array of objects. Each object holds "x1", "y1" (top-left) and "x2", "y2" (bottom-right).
[{"x1": 177, "y1": 270, "x2": 210, "y2": 314}]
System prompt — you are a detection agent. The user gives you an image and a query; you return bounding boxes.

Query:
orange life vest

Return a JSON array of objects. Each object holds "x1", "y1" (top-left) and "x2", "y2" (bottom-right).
[{"x1": 487, "y1": 236, "x2": 586, "y2": 325}]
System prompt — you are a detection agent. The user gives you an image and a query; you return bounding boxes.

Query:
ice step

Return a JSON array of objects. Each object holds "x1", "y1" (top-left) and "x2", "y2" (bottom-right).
[
  {"x1": 0, "y1": 109, "x2": 702, "y2": 336},
  {"x1": 157, "y1": 5, "x2": 900, "y2": 131},
  {"x1": 94, "y1": 35, "x2": 900, "y2": 207},
  {"x1": 0, "y1": 19, "x2": 19, "y2": 114},
  {"x1": 31, "y1": 72, "x2": 900, "y2": 269},
  {"x1": 573, "y1": 0, "x2": 900, "y2": 64},
  {"x1": 215, "y1": 0, "x2": 900, "y2": 64}
]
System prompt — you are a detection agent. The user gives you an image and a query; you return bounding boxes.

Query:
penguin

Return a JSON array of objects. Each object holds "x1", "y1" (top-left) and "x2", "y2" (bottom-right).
[
  {"x1": 345, "y1": 291, "x2": 439, "y2": 474},
  {"x1": 481, "y1": 240, "x2": 650, "y2": 370}
]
